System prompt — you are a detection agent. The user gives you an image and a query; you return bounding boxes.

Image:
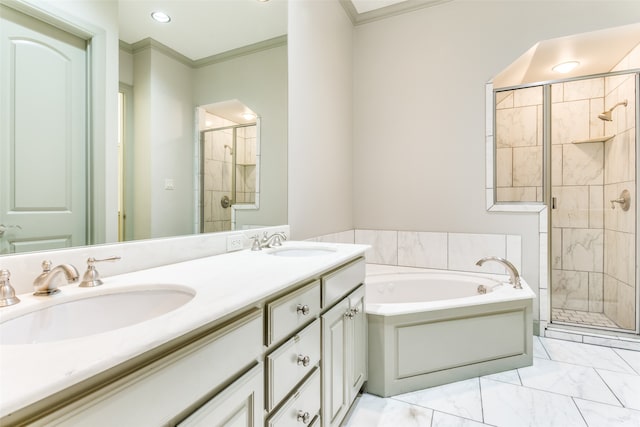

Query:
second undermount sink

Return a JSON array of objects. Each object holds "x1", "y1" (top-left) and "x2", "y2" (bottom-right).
[
  {"x1": 0, "y1": 286, "x2": 195, "y2": 345},
  {"x1": 267, "y1": 246, "x2": 337, "y2": 257}
]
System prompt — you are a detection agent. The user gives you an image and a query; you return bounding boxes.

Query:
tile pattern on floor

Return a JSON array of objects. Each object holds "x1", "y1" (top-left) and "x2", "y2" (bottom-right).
[
  {"x1": 552, "y1": 308, "x2": 619, "y2": 328},
  {"x1": 343, "y1": 336, "x2": 640, "y2": 427}
]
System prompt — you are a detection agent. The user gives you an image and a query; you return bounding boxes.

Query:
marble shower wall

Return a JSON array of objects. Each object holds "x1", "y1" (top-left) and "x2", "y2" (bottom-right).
[
  {"x1": 201, "y1": 118, "x2": 258, "y2": 233},
  {"x1": 202, "y1": 114, "x2": 236, "y2": 232},
  {"x1": 235, "y1": 125, "x2": 257, "y2": 204},
  {"x1": 602, "y1": 66, "x2": 637, "y2": 330},
  {"x1": 550, "y1": 77, "x2": 607, "y2": 315},
  {"x1": 550, "y1": 66, "x2": 637, "y2": 331},
  {"x1": 495, "y1": 86, "x2": 543, "y2": 202}
]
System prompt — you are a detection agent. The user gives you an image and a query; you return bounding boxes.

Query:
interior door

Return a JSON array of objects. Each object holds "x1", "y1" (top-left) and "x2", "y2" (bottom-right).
[{"x1": 0, "y1": 5, "x2": 87, "y2": 254}]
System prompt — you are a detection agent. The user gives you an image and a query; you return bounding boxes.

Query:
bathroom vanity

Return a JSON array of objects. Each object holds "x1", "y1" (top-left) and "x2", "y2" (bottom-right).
[{"x1": 0, "y1": 242, "x2": 367, "y2": 426}]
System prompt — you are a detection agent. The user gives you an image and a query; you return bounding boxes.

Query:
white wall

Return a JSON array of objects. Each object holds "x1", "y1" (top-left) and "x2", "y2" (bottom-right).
[
  {"x1": 149, "y1": 50, "x2": 194, "y2": 238},
  {"x1": 351, "y1": 0, "x2": 640, "y2": 318},
  {"x1": 288, "y1": 0, "x2": 354, "y2": 240}
]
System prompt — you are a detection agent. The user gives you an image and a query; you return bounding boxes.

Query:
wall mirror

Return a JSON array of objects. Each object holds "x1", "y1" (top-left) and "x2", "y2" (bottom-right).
[{"x1": 0, "y1": 0, "x2": 288, "y2": 255}]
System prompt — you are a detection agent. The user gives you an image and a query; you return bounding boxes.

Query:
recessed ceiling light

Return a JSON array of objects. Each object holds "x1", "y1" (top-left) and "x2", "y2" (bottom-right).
[
  {"x1": 151, "y1": 11, "x2": 171, "y2": 23},
  {"x1": 552, "y1": 61, "x2": 580, "y2": 73},
  {"x1": 242, "y1": 113, "x2": 257, "y2": 121}
]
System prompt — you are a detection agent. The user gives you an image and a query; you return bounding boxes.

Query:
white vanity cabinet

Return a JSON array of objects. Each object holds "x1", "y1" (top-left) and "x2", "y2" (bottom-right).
[
  {"x1": 346, "y1": 286, "x2": 367, "y2": 401},
  {"x1": 9, "y1": 253, "x2": 367, "y2": 427},
  {"x1": 178, "y1": 363, "x2": 263, "y2": 427},
  {"x1": 320, "y1": 259, "x2": 366, "y2": 427},
  {"x1": 264, "y1": 281, "x2": 322, "y2": 426},
  {"x1": 265, "y1": 258, "x2": 366, "y2": 427},
  {"x1": 31, "y1": 309, "x2": 264, "y2": 427}
]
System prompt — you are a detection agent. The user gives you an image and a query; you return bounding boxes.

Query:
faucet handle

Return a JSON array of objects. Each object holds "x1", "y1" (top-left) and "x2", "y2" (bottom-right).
[
  {"x1": 40, "y1": 260, "x2": 52, "y2": 272},
  {"x1": 251, "y1": 235, "x2": 262, "y2": 251},
  {"x1": 79, "y1": 256, "x2": 121, "y2": 288},
  {"x1": 0, "y1": 269, "x2": 20, "y2": 307}
]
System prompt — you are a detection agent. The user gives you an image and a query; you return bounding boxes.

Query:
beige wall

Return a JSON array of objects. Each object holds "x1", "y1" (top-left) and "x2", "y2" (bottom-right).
[{"x1": 288, "y1": 0, "x2": 354, "y2": 240}]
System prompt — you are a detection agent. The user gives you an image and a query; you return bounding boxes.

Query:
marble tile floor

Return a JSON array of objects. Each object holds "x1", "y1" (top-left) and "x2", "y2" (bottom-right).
[
  {"x1": 552, "y1": 308, "x2": 619, "y2": 329},
  {"x1": 343, "y1": 336, "x2": 640, "y2": 427}
]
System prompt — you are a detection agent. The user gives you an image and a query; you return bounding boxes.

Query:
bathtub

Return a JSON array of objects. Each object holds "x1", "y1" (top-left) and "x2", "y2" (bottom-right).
[{"x1": 365, "y1": 264, "x2": 535, "y2": 397}]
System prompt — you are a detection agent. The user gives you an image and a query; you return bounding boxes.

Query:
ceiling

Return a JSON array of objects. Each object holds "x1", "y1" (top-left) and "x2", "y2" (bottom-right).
[
  {"x1": 495, "y1": 23, "x2": 640, "y2": 88},
  {"x1": 118, "y1": 1, "x2": 640, "y2": 88},
  {"x1": 118, "y1": 0, "x2": 287, "y2": 61},
  {"x1": 117, "y1": 0, "x2": 442, "y2": 60}
]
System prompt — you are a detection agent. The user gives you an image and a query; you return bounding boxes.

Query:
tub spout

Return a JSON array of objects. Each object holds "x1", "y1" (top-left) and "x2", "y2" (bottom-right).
[{"x1": 476, "y1": 256, "x2": 522, "y2": 289}]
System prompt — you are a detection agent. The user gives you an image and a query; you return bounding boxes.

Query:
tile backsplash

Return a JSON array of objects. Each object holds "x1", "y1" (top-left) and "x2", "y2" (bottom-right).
[{"x1": 308, "y1": 229, "x2": 522, "y2": 276}]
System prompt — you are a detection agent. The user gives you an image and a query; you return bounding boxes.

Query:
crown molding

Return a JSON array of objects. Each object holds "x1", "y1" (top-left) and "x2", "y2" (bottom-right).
[
  {"x1": 194, "y1": 35, "x2": 287, "y2": 68},
  {"x1": 119, "y1": 35, "x2": 287, "y2": 69}
]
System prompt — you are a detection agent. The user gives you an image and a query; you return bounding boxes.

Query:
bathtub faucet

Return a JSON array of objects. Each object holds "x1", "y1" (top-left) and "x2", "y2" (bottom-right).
[{"x1": 475, "y1": 256, "x2": 522, "y2": 289}]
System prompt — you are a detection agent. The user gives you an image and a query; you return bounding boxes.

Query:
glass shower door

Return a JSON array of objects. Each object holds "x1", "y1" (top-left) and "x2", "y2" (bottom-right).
[{"x1": 550, "y1": 73, "x2": 637, "y2": 332}]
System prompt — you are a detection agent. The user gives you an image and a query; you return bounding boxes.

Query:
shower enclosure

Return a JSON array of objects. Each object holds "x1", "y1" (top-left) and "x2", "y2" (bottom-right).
[
  {"x1": 550, "y1": 73, "x2": 637, "y2": 332},
  {"x1": 495, "y1": 71, "x2": 638, "y2": 334},
  {"x1": 200, "y1": 123, "x2": 257, "y2": 233}
]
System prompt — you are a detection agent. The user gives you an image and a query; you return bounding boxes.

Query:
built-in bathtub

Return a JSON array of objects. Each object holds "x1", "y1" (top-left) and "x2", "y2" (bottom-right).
[{"x1": 365, "y1": 264, "x2": 535, "y2": 397}]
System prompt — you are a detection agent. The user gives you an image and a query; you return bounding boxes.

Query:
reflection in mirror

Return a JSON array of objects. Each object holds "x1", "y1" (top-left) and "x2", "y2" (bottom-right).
[
  {"x1": 0, "y1": 0, "x2": 287, "y2": 256},
  {"x1": 198, "y1": 101, "x2": 260, "y2": 233},
  {"x1": 495, "y1": 86, "x2": 544, "y2": 203}
]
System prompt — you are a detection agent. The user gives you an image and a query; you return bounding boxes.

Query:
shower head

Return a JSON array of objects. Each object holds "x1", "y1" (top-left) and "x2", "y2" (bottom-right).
[{"x1": 598, "y1": 99, "x2": 628, "y2": 121}]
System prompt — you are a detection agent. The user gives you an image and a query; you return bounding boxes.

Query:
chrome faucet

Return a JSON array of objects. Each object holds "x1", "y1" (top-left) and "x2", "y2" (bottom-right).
[
  {"x1": 475, "y1": 256, "x2": 522, "y2": 289},
  {"x1": 33, "y1": 260, "x2": 79, "y2": 296},
  {"x1": 251, "y1": 232, "x2": 287, "y2": 251}
]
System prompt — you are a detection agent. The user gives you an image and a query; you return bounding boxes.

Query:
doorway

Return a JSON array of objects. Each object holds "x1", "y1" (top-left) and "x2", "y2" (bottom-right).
[{"x1": 0, "y1": 5, "x2": 88, "y2": 254}]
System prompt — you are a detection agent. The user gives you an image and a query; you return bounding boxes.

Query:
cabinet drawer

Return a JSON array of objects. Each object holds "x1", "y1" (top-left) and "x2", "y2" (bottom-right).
[
  {"x1": 178, "y1": 363, "x2": 263, "y2": 426},
  {"x1": 35, "y1": 310, "x2": 263, "y2": 426},
  {"x1": 322, "y1": 258, "x2": 365, "y2": 308},
  {"x1": 266, "y1": 319, "x2": 320, "y2": 410},
  {"x1": 266, "y1": 281, "x2": 320, "y2": 346},
  {"x1": 267, "y1": 368, "x2": 321, "y2": 427}
]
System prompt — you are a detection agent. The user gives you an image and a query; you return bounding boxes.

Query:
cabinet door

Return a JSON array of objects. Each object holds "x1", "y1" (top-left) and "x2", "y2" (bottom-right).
[
  {"x1": 321, "y1": 298, "x2": 350, "y2": 427},
  {"x1": 178, "y1": 363, "x2": 263, "y2": 427},
  {"x1": 347, "y1": 285, "x2": 366, "y2": 401}
]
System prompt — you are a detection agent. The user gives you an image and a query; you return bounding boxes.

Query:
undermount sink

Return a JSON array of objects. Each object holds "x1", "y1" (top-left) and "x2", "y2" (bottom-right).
[
  {"x1": 267, "y1": 246, "x2": 337, "y2": 257},
  {"x1": 0, "y1": 286, "x2": 195, "y2": 345}
]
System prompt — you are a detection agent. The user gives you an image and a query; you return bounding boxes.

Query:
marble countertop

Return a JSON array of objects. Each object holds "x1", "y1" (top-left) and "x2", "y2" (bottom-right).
[{"x1": 0, "y1": 241, "x2": 368, "y2": 418}]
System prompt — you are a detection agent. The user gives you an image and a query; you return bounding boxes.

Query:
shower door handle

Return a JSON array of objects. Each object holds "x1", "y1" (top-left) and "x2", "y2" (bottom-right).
[{"x1": 551, "y1": 197, "x2": 557, "y2": 209}]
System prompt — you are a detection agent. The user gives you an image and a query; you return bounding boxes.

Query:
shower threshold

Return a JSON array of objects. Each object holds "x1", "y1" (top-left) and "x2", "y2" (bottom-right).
[{"x1": 552, "y1": 308, "x2": 618, "y2": 329}]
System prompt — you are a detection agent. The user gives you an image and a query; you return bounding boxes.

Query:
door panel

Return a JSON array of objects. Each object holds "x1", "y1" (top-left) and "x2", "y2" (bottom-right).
[
  {"x1": 322, "y1": 299, "x2": 349, "y2": 427},
  {"x1": 0, "y1": 5, "x2": 87, "y2": 254}
]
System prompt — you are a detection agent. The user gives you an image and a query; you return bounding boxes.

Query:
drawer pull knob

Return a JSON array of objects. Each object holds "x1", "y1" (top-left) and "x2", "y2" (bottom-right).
[
  {"x1": 296, "y1": 304, "x2": 310, "y2": 315},
  {"x1": 297, "y1": 410, "x2": 311, "y2": 424},
  {"x1": 297, "y1": 354, "x2": 311, "y2": 367},
  {"x1": 344, "y1": 309, "x2": 354, "y2": 319}
]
